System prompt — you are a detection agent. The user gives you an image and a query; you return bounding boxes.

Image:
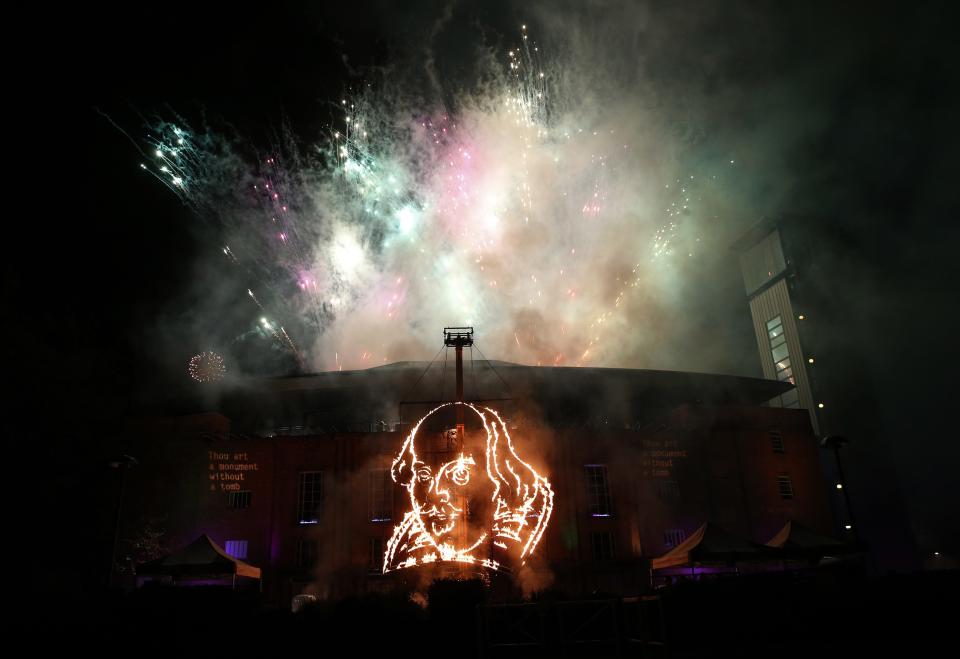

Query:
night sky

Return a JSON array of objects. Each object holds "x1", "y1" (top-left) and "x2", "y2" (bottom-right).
[{"x1": 19, "y1": 1, "x2": 959, "y2": 578}]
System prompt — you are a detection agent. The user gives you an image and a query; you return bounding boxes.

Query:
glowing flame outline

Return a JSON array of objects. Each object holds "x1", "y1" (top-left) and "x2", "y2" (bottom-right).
[{"x1": 383, "y1": 402, "x2": 553, "y2": 573}]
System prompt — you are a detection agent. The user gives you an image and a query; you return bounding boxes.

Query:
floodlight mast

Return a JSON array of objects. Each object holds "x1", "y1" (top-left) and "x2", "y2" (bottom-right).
[
  {"x1": 444, "y1": 327, "x2": 474, "y2": 445},
  {"x1": 443, "y1": 327, "x2": 476, "y2": 579}
]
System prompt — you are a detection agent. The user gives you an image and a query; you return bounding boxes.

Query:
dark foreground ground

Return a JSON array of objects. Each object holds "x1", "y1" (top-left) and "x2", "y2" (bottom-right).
[{"x1": 38, "y1": 569, "x2": 958, "y2": 655}]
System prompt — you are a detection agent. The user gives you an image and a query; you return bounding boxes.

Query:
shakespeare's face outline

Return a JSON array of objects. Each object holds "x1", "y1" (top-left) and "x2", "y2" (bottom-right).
[
  {"x1": 385, "y1": 402, "x2": 554, "y2": 574},
  {"x1": 411, "y1": 453, "x2": 477, "y2": 540}
]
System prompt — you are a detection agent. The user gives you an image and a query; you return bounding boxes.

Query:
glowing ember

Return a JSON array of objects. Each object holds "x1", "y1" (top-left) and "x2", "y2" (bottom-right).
[
  {"x1": 188, "y1": 351, "x2": 226, "y2": 383},
  {"x1": 384, "y1": 402, "x2": 553, "y2": 574}
]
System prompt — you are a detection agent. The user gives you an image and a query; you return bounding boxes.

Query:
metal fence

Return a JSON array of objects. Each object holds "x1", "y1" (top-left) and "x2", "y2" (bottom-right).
[{"x1": 477, "y1": 596, "x2": 667, "y2": 658}]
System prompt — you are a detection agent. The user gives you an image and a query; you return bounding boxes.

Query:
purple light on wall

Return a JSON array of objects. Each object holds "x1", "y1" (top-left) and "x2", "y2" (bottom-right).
[{"x1": 225, "y1": 540, "x2": 248, "y2": 559}]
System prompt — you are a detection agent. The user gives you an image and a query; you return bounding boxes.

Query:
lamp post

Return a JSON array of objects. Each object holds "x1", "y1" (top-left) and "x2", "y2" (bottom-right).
[
  {"x1": 107, "y1": 454, "x2": 138, "y2": 587},
  {"x1": 819, "y1": 436, "x2": 859, "y2": 543}
]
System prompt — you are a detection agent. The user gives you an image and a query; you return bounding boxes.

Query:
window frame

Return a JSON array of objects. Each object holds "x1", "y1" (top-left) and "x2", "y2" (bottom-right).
[
  {"x1": 368, "y1": 537, "x2": 384, "y2": 574},
  {"x1": 298, "y1": 471, "x2": 324, "y2": 525},
  {"x1": 770, "y1": 430, "x2": 785, "y2": 454},
  {"x1": 590, "y1": 531, "x2": 615, "y2": 561},
  {"x1": 777, "y1": 474, "x2": 795, "y2": 499},
  {"x1": 227, "y1": 490, "x2": 252, "y2": 509},
  {"x1": 296, "y1": 538, "x2": 317, "y2": 570},
  {"x1": 657, "y1": 479, "x2": 681, "y2": 502},
  {"x1": 368, "y1": 468, "x2": 393, "y2": 522},
  {"x1": 584, "y1": 464, "x2": 612, "y2": 517}
]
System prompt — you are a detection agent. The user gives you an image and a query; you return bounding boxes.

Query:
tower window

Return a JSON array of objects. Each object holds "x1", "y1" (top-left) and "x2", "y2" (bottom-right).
[{"x1": 767, "y1": 316, "x2": 800, "y2": 407}]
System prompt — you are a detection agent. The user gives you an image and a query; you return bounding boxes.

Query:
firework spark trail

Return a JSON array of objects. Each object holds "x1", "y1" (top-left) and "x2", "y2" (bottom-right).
[
  {"x1": 139, "y1": 117, "x2": 326, "y2": 363},
  {"x1": 127, "y1": 26, "x2": 726, "y2": 372}
]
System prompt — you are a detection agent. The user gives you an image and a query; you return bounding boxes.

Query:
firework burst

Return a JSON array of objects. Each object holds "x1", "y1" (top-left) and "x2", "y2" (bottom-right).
[
  {"x1": 188, "y1": 351, "x2": 226, "y2": 383},
  {"x1": 128, "y1": 24, "x2": 727, "y2": 373}
]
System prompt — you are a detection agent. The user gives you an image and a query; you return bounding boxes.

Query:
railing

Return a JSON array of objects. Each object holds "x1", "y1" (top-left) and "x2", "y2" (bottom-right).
[{"x1": 477, "y1": 596, "x2": 668, "y2": 658}]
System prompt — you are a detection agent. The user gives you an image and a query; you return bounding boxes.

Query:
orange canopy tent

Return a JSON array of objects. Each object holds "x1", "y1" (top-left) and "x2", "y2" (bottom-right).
[{"x1": 138, "y1": 534, "x2": 261, "y2": 582}]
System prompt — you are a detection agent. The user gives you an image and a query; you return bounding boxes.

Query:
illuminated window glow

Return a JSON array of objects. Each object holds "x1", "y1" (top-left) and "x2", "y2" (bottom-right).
[
  {"x1": 767, "y1": 316, "x2": 800, "y2": 407},
  {"x1": 225, "y1": 539, "x2": 248, "y2": 560}
]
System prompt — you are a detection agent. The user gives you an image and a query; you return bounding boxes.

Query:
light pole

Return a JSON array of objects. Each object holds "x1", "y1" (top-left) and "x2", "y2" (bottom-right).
[
  {"x1": 819, "y1": 435, "x2": 859, "y2": 543},
  {"x1": 107, "y1": 454, "x2": 138, "y2": 587}
]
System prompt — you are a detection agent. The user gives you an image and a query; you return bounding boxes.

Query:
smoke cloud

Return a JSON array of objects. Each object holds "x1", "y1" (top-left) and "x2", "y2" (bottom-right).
[{"x1": 130, "y1": 0, "x2": 837, "y2": 380}]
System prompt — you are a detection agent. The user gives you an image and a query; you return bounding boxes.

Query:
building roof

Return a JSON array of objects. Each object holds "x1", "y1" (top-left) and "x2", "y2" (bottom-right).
[
  {"x1": 268, "y1": 360, "x2": 789, "y2": 403},
  {"x1": 730, "y1": 216, "x2": 779, "y2": 252},
  {"x1": 216, "y1": 361, "x2": 794, "y2": 432}
]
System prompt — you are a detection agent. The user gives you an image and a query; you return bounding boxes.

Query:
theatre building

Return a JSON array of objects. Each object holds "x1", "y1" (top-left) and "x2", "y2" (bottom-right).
[{"x1": 114, "y1": 357, "x2": 833, "y2": 607}]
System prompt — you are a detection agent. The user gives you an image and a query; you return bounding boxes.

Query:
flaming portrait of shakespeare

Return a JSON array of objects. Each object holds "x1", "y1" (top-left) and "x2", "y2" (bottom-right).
[{"x1": 383, "y1": 402, "x2": 554, "y2": 573}]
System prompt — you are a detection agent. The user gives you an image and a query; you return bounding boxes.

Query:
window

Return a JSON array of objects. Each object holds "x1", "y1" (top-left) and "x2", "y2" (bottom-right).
[
  {"x1": 778, "y1": 475, "x2": 794, "y2": 499},
  {"x1": 227, "y1": 490, "x2": 252, "y2": 509},
  {"x1": 770, "y1": 431, "x2": 785, "y2": 454},
  {"x1": 297, "y1": 538, "x2": 317, "y2": 570},
  {"x1": 767, "y1": 316, "x2": 800, "y2": 407},
  {"x1": 225, "y1": 540, "x2": 248, "y2": 560},
  {"x1": 369, "y1": 537, "x2": 384, "y2": 574},
  {"x1": 591, "y1": 531, "x2": 614, "y2": 561},
  {"x1": 767, "y1": 316, "x2": 792, "y2": 378},
  {"x1": 298, "y1": 471, "x2": 324, "y2": 524},
  {"x1": 584, "y1": 465, "x2": 612, "y2": 516},
  {"x1": 368, "y1": 469, "x2": 392, "y2": 522},
  {"x1": 771, "y1": 342, "x2": 790, "y2": 363},
  {"x1": 664, "y1": 529, "x2": 686, "y2": 549},
  {"x1": 657, "y1": 480, "x2": 680, "y2": 502}
]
